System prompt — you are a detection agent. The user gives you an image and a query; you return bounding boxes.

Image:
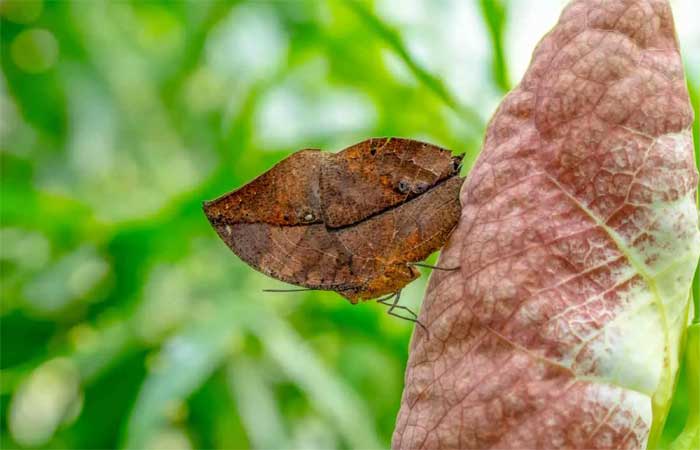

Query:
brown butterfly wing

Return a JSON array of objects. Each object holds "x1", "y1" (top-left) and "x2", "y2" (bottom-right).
[
  {"x1": 207, "y1": 175, "x2": 464, "y2": 302},
  {"x1": 335, "y1": 175, "x2": 464, "y2": 299},
  {"x1": 209, "y1": 221, "x2": 371, "y2": 298},
  {"x1": 320, "y1": 137, "x2": 462, "y2": 228},
  {"x1": 203, "y1": 149, "x2": 330, "y2": 227},
  {"x1": 203, "y1": 149, "x2": 374, "y2": 299},
  {"x1": 203, "y1": 138, "x2": 465, "y2": 302}
]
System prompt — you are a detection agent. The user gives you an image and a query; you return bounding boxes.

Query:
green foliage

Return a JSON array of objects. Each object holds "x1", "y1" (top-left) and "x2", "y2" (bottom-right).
[
  {"x1": 477, "y1": 0, "x2": 510, "y2": 93},
  {"x1": 669, "y1": 324, "x2": 700, "y2": 450},
  {"x1": 0, "y1": 1, "x2": 697, "y2": 449},
  {"x1": 665, "y1": 76, "x2": 700, "y2": 450}
]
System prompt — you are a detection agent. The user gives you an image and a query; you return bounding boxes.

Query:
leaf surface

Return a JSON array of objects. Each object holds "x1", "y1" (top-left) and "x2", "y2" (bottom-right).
[{"x1": 393, "y1": 1, "x2": 700, "y2": 449}]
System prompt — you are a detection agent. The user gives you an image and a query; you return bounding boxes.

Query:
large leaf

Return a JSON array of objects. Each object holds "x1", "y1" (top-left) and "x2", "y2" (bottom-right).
[{"x1": 393, "y1": 1, "x2": 700, "y2": 449}]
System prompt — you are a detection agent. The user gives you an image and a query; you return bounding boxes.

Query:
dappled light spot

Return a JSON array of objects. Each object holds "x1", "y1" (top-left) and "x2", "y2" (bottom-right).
[
  {"x1": 66, "y1": 76, "x2": 117, "y2": 178},
  {"x1": 137, "y1": 264, "x2": 194, "y2": 343},
  {"x1": 9, "y1": 358, "x2": 82, "y2": 447},
  {"x1": 182, "y1": 67, "x2": 228, "y2": 114},
  {"x1": 0, "y1": 227, "x2": 50, "y2": 270},
  {"x1": 253, "y1": 60, "x2": 377, "y2": 149},
  {"x1": 144, "y1": 427, "x2": 192, "y2": 450},
  {"x1": 22, "y1": 246, "x2": 109, "y2": 315},
  {"x1": 10, "y1": 28, "x2": 58, "y2": 74},
  {"x1": 377, "y1": 0, "x2": 495, "y2": 111},
  {"x1": 206, "y1": 4, "x2": 288, "y2": 82}
]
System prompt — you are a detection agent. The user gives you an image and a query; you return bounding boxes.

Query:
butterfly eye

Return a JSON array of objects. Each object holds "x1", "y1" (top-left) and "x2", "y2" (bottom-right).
[{"x1": 397, "y1": 180, "x2": 411, "y2": 194}]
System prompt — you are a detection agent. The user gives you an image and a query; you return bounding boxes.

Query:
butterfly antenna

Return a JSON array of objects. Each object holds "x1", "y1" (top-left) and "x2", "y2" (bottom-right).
[
  {"x1": 262, "y1": 288, "x2": 317, "y2": 293},
  {"x1": 409, "y1": 262, "x2": 460, "y2": 271}
]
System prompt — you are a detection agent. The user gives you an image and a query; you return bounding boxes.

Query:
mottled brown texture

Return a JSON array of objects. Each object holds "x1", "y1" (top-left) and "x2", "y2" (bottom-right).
[
  {"x1": 321, "y1": 138, "x2": 462, "y2": 228},
  {"x1": 203, "y1": 138, "x2": 464, "y2": 302},
  {"x1": 393, "y1": 1, "x2": 699, "y2": 449}
]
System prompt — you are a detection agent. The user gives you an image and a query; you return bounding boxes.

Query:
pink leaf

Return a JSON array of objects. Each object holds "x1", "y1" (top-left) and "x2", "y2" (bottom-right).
[{"x1": 393, "y1": 1, "x2": 699, "y2": 449}]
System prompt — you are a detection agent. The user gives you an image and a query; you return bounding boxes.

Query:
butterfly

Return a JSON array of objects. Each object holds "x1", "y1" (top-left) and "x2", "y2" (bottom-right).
[{"x1": 203, "y1": 138, "x2": 464, "y2": 328}]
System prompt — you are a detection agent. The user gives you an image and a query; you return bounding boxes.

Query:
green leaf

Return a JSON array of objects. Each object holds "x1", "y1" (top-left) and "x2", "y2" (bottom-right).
[
  {"x1": 227, "y1": 357, "x2": 289, "y2": 449},
  {"x1": 121, "y1": 303, "x2": 248, "y2": 449},
  {"x1": 340, "y1": 0, "x2": 484, "y2": 133},
  {"x1": 669, "y1": 324, "x2": 700, "y2": 450},
  {"x1": 477, "y1": 0, "x2": 511, "y2": 93},
  {"x1": 250, "y1": 311, "x2": 383, "y2": 450}
]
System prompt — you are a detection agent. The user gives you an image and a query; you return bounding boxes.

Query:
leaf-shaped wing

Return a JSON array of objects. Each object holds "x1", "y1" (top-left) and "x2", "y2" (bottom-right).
[
  {"x1": 204, "y1": 150, "x2": 329, "y2": 226},
  {"x1": 204, "y1": 138, "x2": 464, "y2": 302},
  {"x1": 321, "y1": 138, "x2": 461, "y2": 228},
  {"x1": 210, "y1": 176, "x2": 463, "y2": 302},
  {"x1": 393, "y1": 1, "x2": 699, "y2": 449}
]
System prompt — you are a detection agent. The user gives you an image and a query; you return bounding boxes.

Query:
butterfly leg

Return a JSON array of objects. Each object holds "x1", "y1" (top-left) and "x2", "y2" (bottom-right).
[
  {"x1": 409, "y1": 262, "x2": 460, "y2": 271},
  {"x1": 376, "y1": 291, "x2": 428, "y2": 333},
  {"x1": 376, "y1": 291, "x2": 417, "y2": 319}
]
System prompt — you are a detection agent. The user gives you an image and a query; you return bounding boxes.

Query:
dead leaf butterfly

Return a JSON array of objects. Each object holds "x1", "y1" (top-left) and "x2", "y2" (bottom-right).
[{"x1": 203, "y1": 137, "x2": 464, "y2": 328}]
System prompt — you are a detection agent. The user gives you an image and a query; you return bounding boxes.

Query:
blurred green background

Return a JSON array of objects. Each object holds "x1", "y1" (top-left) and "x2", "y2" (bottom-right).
[{"x1": 1, "y1": 0, "x2": 698, "y2": 449}]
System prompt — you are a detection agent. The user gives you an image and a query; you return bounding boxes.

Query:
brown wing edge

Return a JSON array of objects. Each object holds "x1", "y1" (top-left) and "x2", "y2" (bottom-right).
[
  {"x1": 321, "y1": 137, "x2": 464, "y2": 228},
  {"x1": 202, "y1": 146, "x2": 465, "y2": 302},
  {"x1": 203, "y1": 174, "x2": 464, "y2": 301},
  {"x1": 204, "y1": 219, "x2": 365, "y2": 298},
  {"x1": 202, "y1": 149, "x2": 329, "y2": 227}
]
